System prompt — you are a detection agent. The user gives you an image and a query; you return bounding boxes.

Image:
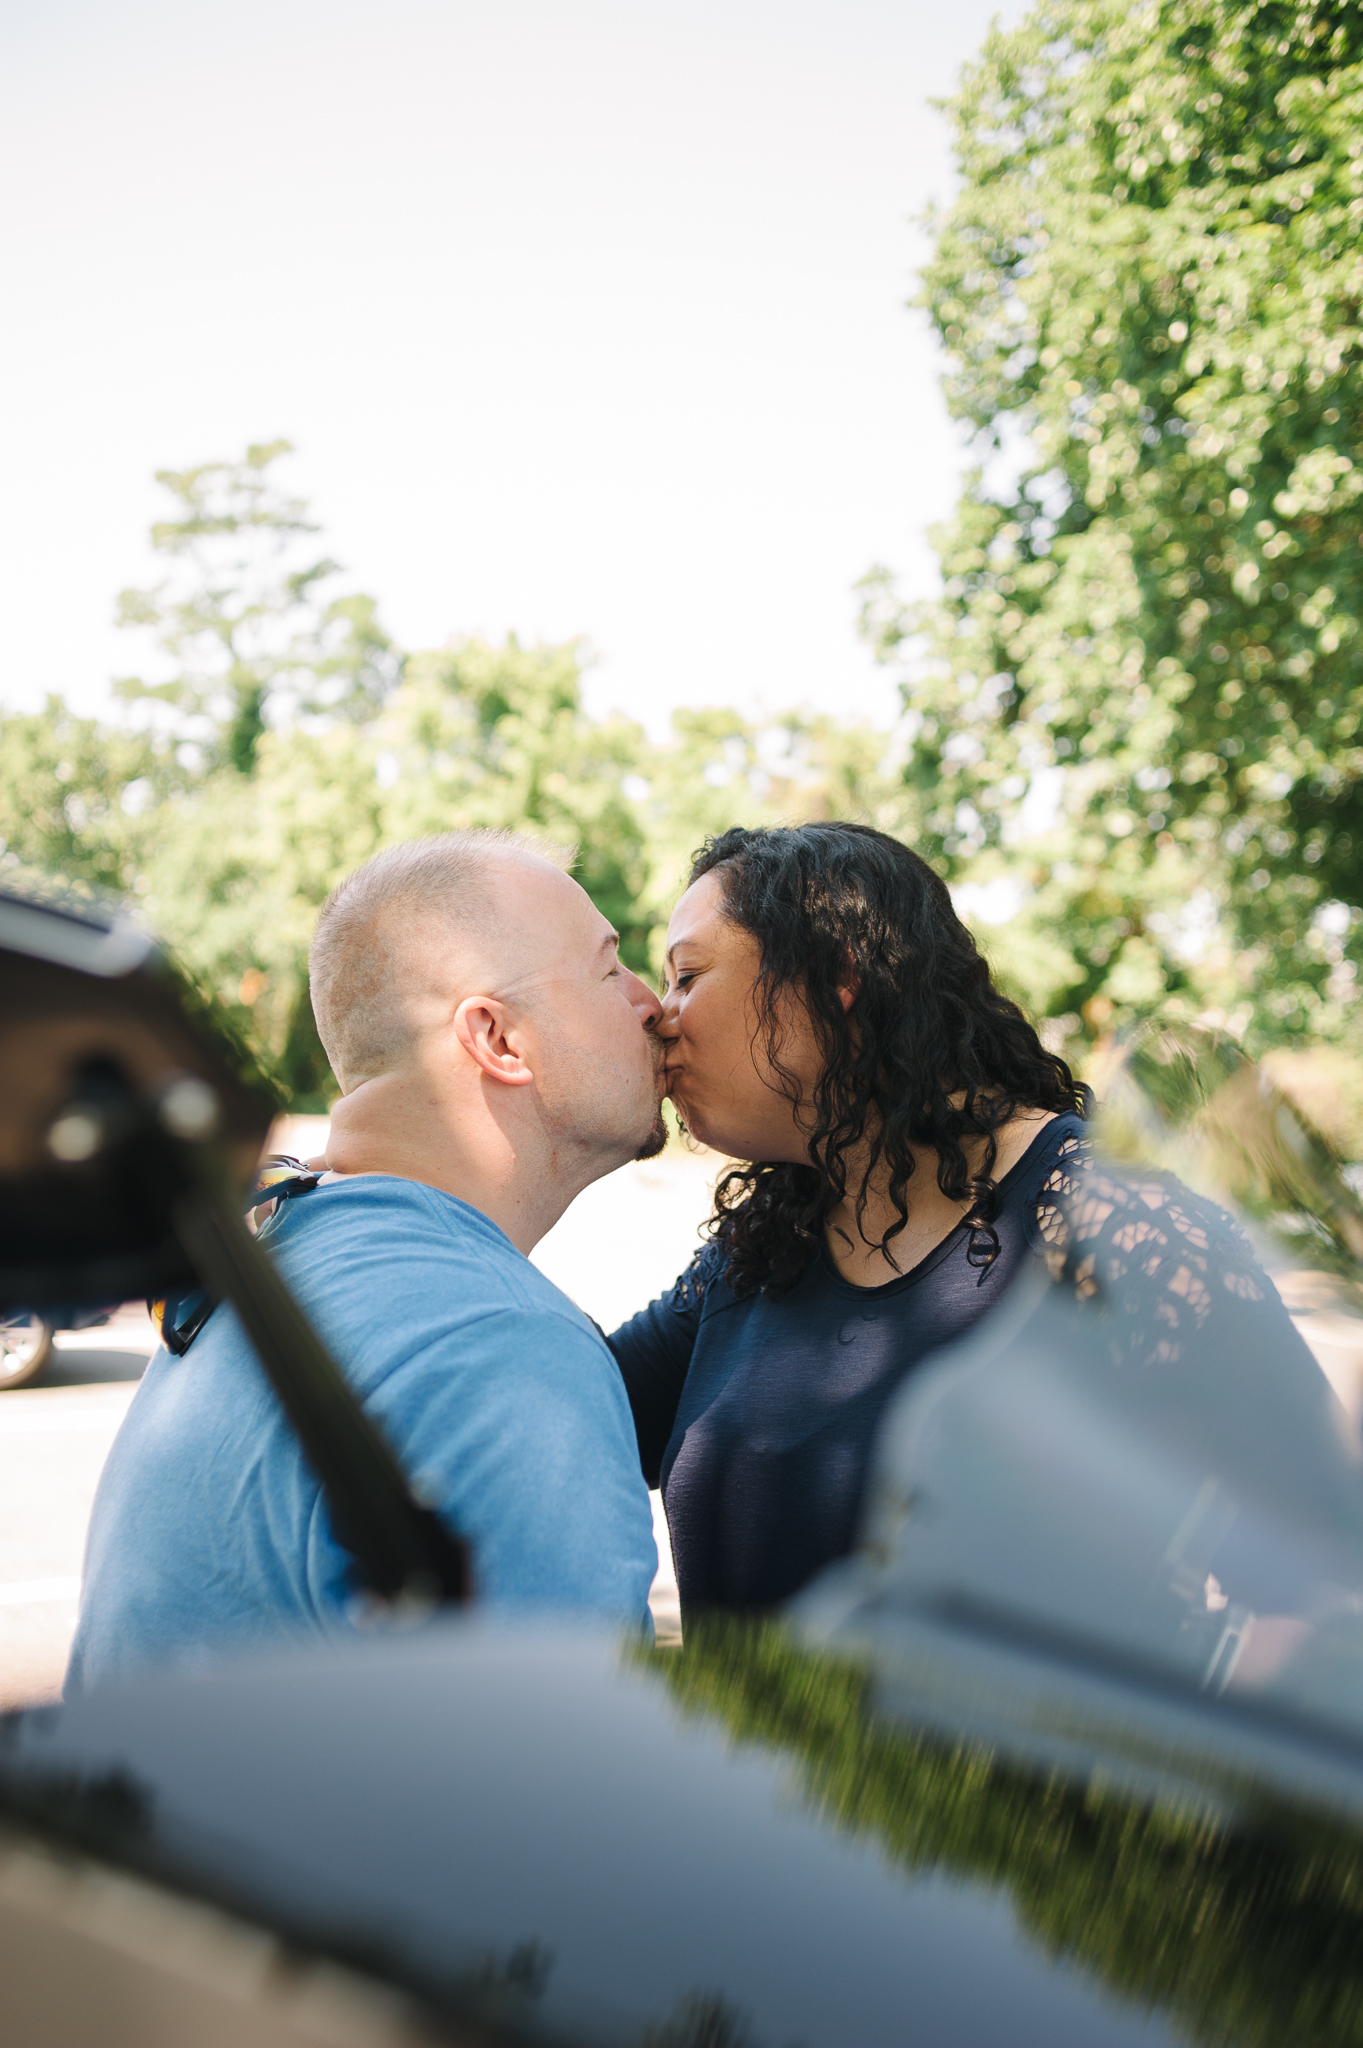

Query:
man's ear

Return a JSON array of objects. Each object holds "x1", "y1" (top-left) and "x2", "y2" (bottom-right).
[{"x1": 453, "y1": 996, "x2": 536, "y2": 1087}]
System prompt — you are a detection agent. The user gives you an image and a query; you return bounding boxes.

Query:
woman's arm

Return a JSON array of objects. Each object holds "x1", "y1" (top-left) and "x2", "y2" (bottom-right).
[{"x1": 606, "y1": 1248, "x2": 714, "y2": 1487}]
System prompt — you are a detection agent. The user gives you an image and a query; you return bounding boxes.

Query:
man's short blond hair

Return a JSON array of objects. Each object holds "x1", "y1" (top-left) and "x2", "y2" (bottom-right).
[{"x1": 309, "y1": 829, "x2": 575, "y2": 1093}]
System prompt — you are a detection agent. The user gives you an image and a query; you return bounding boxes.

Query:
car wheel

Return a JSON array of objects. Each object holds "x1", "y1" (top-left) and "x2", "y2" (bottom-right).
[{"x1": 0, "y1": 1314, "x2": 54, "y2": 1390}]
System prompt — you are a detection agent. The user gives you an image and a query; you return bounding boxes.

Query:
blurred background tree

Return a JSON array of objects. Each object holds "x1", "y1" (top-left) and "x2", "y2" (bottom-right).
[
  {"x1": 0, "y1": 445, "x2": 893, "y2": 1106},
  {"x1": 0, "y1": 700, "x2": 156, "y2": 897},
  {"x1": 631, "y1": 706, "x2": 911, "y2": 975},
  {"x1": 863, "y1": 0, "x2": 1363, "y2": 1060},
  {"x1": 113, "y1": 440, "x2": 402, "y2": 776},
  {"x1": 6, "y1": 0, "x2": 1363, "y2": 1112},
  {"x1": 385, "y1": 638, "x2": 651, "y2": 969},
  {"x1": 115, "y1": 635, "x2": 660, "y2": 1106}
]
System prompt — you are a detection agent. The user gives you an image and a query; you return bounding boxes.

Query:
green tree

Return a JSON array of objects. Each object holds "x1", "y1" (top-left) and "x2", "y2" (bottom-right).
[
  {"x1": 0, "y1": 699, "x2": 156, "y2": 896},
  {"x1": 866, "y1": 0, "x2": 1363, "y2": 1052},
  {"x1": 126, "y1": 636, "x2": 658, "y2": 1106},
  {"x1": 635, "y1": 707, "x2": 916, "y2": 975},
  {"x1": 4, "y1": 656, "x2": 905, "y2": 1110},
  {"x1": 386, "y1": 637, "x2": 653, "y2": 967},
  {"x1": 132, "y1": 722, "x2": 387, "y2": 1104},
  {"x1": 2, "y1": 440, "x2": 908, "y2": 1107},
  {"x1": 114, "y1": 440, "x2": 401, "y2": 775}
]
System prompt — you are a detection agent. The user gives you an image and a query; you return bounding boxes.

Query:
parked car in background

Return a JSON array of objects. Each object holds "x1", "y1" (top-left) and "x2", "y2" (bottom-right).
[{"x1": 0, "y1": 1306, "x2": 116, "y2": 1390}]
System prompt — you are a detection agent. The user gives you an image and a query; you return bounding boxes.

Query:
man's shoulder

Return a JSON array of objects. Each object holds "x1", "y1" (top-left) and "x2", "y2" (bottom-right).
[
  {"x1": 289, "y1": 1172, "x2": 501, "y2": 1226},
  {"x1": 272, "y1": 1175, "x2": 520, "y2": 1270},
  {"x1": 264, "y1": 1174, "x2": 606, "y2": 1357}
]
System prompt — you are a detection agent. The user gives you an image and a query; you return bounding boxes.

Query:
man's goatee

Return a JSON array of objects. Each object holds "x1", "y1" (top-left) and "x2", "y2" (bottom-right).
[{"x1": 634, "y1": 1112, "x2": 668, "y2": 1161}]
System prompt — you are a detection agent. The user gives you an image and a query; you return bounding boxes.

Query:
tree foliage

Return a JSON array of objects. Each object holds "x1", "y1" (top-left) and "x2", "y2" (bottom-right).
[
  {"x1": 114, "y1": 441, "x2": 401, "y2": 775},
  {"x1": 386, "y1": 638, "x2": 653, "y2": 966},
  {"x1": 0, "y1": 443, "x2": 901, "y2": 1106},
  {"x1": 0, "y1": 699, "x2": 157, "y2": 895},
  {"x1": 99, "y1": 639, "x2": 658, "y2": 1104},
  {"x1": 865, "y1": 0, "x2": 1363, "y2": 1053},
  {"x1": 634, "y1": 707, "x2": 914, "y2": 975}
]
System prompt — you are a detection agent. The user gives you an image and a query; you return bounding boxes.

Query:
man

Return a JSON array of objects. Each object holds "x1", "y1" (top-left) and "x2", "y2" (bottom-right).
[{"x1": 68, "y1": 831, "x2": 664, "y2": 1689}]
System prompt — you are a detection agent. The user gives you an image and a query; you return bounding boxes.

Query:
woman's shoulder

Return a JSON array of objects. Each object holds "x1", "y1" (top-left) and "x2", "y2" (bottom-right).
[
  {"x1": 668, "y1": 1235, "x2": 731, "y2": 1313},
  {"x1": 1030, "y1": 1133, "x2": 1282, "y2": 1351},
  {"x1": 1015, "y1": 1110, "x2": 1090, "y2": 1177},
  {"x1": 1001, "y1": 1111, "x2": 1090, "y2": 1235}
]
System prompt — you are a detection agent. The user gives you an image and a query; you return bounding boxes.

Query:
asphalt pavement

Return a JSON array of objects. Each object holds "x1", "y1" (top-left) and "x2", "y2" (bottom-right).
[{"x1": 0, "y1": 1311, "x2": 154, "y2": 1709}]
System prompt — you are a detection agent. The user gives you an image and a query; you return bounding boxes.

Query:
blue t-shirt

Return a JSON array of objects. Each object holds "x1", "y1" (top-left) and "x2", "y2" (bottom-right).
[
  {"x1": 608, "y1": 1116, "x2": 1088, "y2": 1615},
  {"x1": 68, "y1": 1176, "x2": 656, "y2": 1690}
]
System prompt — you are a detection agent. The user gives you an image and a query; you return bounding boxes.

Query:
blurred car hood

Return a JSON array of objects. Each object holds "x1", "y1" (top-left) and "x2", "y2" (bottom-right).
[{"x1": 6, "y1": 1617, "x2": 1363, "y2": 2048}]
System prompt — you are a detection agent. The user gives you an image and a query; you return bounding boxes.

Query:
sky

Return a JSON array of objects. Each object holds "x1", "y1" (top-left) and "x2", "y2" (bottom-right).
[{"x1": 0, "y1": 0, "x2": 1025, "y2": 740}]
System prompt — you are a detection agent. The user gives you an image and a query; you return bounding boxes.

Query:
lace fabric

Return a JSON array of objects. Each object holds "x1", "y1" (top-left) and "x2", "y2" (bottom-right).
[
  {"x1": 1034, "y1": 1132, "x2": 1277, "y2": 1373},
  {"x1": 671, "y1": 1126, "x2": 1273, "y2": 1377},
  {"x1": 670, "y1": 1237, "x2": 727, "y2": 1315}
]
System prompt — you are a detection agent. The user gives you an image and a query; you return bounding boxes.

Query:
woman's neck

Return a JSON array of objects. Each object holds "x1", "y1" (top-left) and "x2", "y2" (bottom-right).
[{"x1": 822, "y1": 1107, "x2": 1058, "y2": 1290}]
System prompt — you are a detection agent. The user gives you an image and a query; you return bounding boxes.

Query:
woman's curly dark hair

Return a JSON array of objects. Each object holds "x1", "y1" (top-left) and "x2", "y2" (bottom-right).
[{"x1": 689, "y1": 823, "x2": 1090, "y2": 1297}]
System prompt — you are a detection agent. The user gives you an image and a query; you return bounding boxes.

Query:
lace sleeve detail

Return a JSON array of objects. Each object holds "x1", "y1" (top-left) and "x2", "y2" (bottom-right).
[
  {"x1": 1038, "y1": 1152, "x2": 1274, "y2": 1371},
  {"x1": 671, "y1": 1237, "x2": 728, "y2": 1314},
  {"x1": 1028, "y1": 1127, "x2": 1093, "y2": 1257}
]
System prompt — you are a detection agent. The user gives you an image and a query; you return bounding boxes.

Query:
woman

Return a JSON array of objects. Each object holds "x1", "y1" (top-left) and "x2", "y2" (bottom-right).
[{"x1": 607, "y1": 822, "x2": 1091, "y2": 1614}]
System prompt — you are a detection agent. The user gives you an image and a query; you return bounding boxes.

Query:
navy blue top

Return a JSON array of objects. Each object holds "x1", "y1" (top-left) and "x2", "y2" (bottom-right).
[{"x1": 608, "y1": 1114, "x2": 1088, "y2": 1614}]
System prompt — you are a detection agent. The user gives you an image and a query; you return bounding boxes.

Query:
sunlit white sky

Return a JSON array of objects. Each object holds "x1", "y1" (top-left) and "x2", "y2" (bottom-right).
[{"x1": 1, "y1": 0, "x2": 1025, "y2": 740}]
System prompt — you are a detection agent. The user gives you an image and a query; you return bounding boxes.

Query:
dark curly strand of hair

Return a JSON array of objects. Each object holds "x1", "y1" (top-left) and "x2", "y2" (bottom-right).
[{"x1": 689, "y1": 823, "x2": 1090, "y2": 1297}]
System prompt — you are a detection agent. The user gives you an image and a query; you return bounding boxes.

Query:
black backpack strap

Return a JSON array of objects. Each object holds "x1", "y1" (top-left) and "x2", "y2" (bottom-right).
[
  {"x1": 151, "y1": 1156, "x2": 324, "y2": 1355},
  {"x1": 248, "y1": 1154, "x2": 324, "y2": 1219}
]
